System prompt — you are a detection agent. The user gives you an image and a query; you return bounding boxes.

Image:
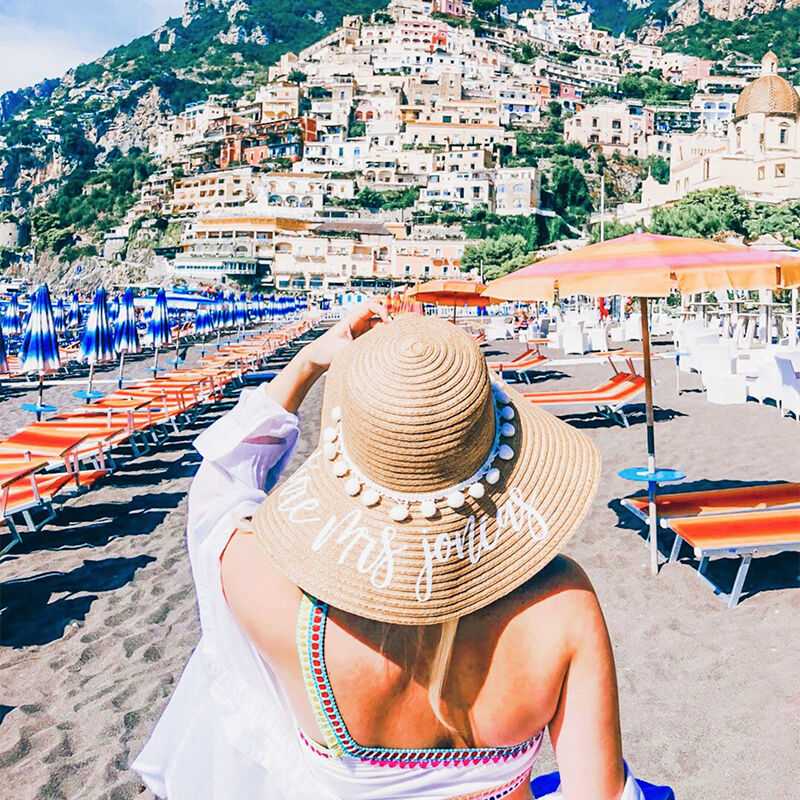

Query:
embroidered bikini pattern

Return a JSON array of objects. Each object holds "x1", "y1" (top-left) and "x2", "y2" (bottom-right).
[{"x1": 296, "y1": 593, "x2": 543, "y2": 768}]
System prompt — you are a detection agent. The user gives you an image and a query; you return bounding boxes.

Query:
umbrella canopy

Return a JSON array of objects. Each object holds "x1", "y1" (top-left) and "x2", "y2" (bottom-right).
[
  {"x1": 114, "y1": 288, "x2": 141, "y2": 355},
  {"x1": 234, "y1": 292, "x2": 248, "y2": 327},
  {"x1": 0, "y1": 325, "x2": 8, "y2": 375},
  {"x1": 409, "y1": 279, "x2": 497, "y2": 306},
  {"x1": 147, "y1": 288, "x2": 171, "y2": 348},
  {"x1": 212, "y1": 292, "x2": 225, "y2": 330},
  {"x1": 19, "y1": 284, "x2": 61, "y2": 374},
  {"x1": 67, "y1": 291, "x2": 83, "y2": 329},
  {"x1": 485, "y1": 232, "x2": 797, "y2": 576},
  {"x1": 194, "y1": 305, "x2": 215, "y2": 337},
  {"x1": 53, "y1": 297, "x2": 66, "y2": 334},
  {"x1": 2, "y1": 293, "x2": 23, "y2": 336},
  {"x1": 485, "y1": 233, "x2": 800, "y2": 300},
  {"x1": 109, "y1": 294, "x2": 120, "y2": 324},
  {"x1": 79, "y1": 287, "x2": 115, "y2": 365}
]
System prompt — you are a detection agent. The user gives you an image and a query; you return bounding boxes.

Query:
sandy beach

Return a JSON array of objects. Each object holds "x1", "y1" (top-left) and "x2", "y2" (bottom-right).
[{"x1": 1, "y1": 326, "x2": 798, "y2": 800}]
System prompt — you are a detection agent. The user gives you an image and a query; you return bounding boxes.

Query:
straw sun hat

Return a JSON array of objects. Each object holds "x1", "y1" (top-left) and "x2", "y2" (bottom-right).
[{"x1": 252, "y1": 314, "x2": 600, "y2": 625}]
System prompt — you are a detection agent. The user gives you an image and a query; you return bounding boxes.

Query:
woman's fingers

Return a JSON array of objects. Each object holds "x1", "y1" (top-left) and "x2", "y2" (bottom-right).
[{"x1": 346, "y1": 299, "x2": 388, "y2": 338}]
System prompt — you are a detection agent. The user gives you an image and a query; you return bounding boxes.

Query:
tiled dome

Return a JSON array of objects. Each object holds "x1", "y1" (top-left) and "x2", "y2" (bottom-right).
[{"x1": 735, "y1": 51, "x2": 800, "y2": 120}]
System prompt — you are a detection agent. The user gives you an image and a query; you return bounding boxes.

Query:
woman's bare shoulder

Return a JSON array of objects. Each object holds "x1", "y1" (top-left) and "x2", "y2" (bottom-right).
[
  {"x1": 220, "y1": 530, "x2": 301, "y2": 652},
  {"x1": 493, "y1": 556, "x2": 606, "y2": 650}
]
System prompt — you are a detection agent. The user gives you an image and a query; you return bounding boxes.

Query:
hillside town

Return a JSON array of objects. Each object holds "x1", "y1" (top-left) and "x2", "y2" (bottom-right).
[{"x1": 6, "y1": 0, "x2": 800, "y2": 294}]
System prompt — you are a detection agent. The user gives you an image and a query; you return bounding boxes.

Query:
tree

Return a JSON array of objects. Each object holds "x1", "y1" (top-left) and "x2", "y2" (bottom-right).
[
  {"x1": 462, "y1": 234, "x2": 530, "y2": 280},
  {"x1": 472, "y1": 0, "x2": 500, "y2": 21},
  {"x1": 589, "y1": 220, "x2": 635, "y2": 244},
  {"x1": 642, "y1": 155, "x2": 670, "y2": 185},
  {"x1": 650, "y1": 186, "x2": 750, "y2": 238},
  {"x1": 546, "y1": 157, "x2": 593, "y2": 225},
  {"x1": 287, "y1": 70, "x2": 307, "y2": 85}
]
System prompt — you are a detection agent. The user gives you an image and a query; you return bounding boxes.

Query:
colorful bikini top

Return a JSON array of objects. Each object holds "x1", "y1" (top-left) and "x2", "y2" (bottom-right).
[{"x1": 296, "y1": 593, "x2": 544, "y2": 800}]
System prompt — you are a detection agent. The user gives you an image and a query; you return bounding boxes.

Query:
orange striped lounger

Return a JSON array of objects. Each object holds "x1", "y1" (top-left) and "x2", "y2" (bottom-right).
[
  {"x1": 522, "y1": 373, "x2": 646, "y2": 428},
  {"x1": 622, "y1": 483, "x2": 800, "y2": 607}
]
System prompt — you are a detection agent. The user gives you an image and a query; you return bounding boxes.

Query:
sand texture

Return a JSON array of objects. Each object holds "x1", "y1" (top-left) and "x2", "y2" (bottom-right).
[{"x1": 1, "y1": 330, "x2": 798, "y2": 800}]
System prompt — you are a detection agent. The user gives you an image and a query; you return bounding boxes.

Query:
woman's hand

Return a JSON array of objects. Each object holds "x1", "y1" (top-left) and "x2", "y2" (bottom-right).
[
  {"x1": 303, "y1": 299, "x2": 388, "y2": 371},
  {"x1": 265, "y1": 300, "x2": 388, "y2": 414}
]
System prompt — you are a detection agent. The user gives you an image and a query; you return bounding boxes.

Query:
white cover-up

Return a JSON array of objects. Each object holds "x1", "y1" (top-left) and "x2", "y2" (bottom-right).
[{"x1": 132, "y1": 387, "x2": 645, "y2": 800}]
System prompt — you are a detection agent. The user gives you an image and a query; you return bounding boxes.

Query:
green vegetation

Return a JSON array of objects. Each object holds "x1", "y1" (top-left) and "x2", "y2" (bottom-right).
[
  {"x1": 661, "y1": 7, "x2": 800, "y2": 82},
  {"x1": 511, "y1": 42, "x2": 541, "y2": 64},
  {"x1": 543, "y1": 157, "x2": 594, "y2": 226},
  {"x1": 331, "y1": 186, "x2": 420, "y2": 210},
  {"x1": 31, "y1": 149, "x2": 156, "y2": 256},
  {"x1": 591, "y1": 187, "x2": 800, "y2": 244},
  {"x1": 462, "y1": 234, "x2": 531, "y2": 280},
  {"x1": 642, "y1": 155, "x2": 670, "y2": 185}
]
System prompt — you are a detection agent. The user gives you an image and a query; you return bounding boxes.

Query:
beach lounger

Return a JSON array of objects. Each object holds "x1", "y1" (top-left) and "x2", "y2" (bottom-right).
[
  {"x1": 487, "y1": 348, "x2": 549, "y2": 383},
  {"x1": 523, "y1": 373, "x2": 646, "y2": 427},
  {"x1": 621, "y1": 483, "x2": 800, "y2": 607},
  {"x1": 668, "y1": 508, "x2": 800, "y2": 607},
  {"x1": 621, "y1": 482, "x2": 800, "y2": 525}
]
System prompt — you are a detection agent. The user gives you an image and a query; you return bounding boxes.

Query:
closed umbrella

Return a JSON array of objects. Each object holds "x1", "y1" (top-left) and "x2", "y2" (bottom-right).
[
  {"x1": 109, "y1": 294, "x2": 120, "y2": 324},
  {"x1": 67, "y1": 291, "x2": 82, "y2": 331},
  {"x1": 194, "y1": 304, "x2": 214, "y2": 356},
  {"x1": 147, "y1": 288, "x2": 171, "y2": 376},
  {"x1": 53, "y1": 297, "x2": 66, "y2": 335},
  {"x1": 19, "y1": 284, "x2": 61, "y2": 419},
  {"x1": 2, "y1": 293, "x2": 22, "y2": 337},
  {"x1": 114, "y1": 288, "x2": 141, "y2": 388},
  {"x1": 78, "y1": 287, "x2": 115, "y2": 401},
  {"x1": 485, "y1": 232, "x2": 800, "y2": 575},
  {"x1": 234, "y1": 292, "x2": 248, "y2": 333}
]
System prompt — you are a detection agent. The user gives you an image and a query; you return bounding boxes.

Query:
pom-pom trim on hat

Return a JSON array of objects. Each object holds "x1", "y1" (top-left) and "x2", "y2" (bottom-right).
[{"x1": 323, "y1": 383, "x2": 517, "y2": 522}]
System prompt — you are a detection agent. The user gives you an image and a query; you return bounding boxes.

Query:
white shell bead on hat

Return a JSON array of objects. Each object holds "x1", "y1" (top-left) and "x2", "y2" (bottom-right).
[
  {"x1": 498, "y1": 444, "x2": 514, "y2": 460},
  {"x1": 390, "y1": 504, "x2": 409, "y2": 522},
  {"x1": 345, "y1": 478, "x2": 361, "y2": 496},
  {"x1": 501, "y1": 423, "x2": 515, "y2": 437},
  {"x1": 330, "y1": 406, "x2": 342, "y2": 422},
  {"x1": 323, "y1": 442, "x2": 338, "y2": 460},
  {"x1": 332, "y1": 460, "x2": 349, "y2": 478},
  {"x1": 486, "y1": 467, "x2": 501, "y2": 484},
  {"x1": 323, "y1": 427, "x2": 338, "y2": 443},
  {"x1": 362, "y1": 488, "x2": 380, "y2": 507},
  {"x1": 420, "y1": 499, "x2": 437, "y2": 518},
  {"x1": 469, "y1": 482, "x2": 485, "y2": 499},
  {"x1": 501, "y1": 406, "x2": 515, "y2": 420},
  {"x1": 447, "y1": 490, "x2": 466, "y2": 509}
]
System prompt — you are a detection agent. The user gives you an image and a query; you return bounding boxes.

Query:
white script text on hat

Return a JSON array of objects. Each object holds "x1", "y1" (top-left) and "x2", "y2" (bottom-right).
[{"x1": 276, "y1": 453, "x2": 550, "y2": 603}]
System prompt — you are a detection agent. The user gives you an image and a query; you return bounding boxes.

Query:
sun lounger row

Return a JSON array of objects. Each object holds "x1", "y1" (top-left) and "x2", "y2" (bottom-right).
[
  {"x1": 622, "y1": 482, "x2": 800, "y2": 607},
  {"x1": 0, "y1": 318, "x2": 316, "y2": 555}
]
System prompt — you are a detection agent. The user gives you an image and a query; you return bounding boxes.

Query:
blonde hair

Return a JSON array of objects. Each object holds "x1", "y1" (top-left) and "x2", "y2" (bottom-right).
[{"x1": 427, "y1": 618, "x2": 459, "y2": 731}]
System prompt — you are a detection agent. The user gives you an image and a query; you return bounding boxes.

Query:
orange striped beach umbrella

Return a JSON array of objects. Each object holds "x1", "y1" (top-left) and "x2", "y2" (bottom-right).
[
  {"x1": 409, "y1": 279, "x2": 499, "y2": 322},
  {"x1": 485, "y1": 232, "x2": 800, "y2": 575}
]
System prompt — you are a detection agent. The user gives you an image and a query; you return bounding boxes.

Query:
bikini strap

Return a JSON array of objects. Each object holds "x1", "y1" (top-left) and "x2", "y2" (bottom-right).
[{"x1": 296, "y1": 593, "x2": 345, "y2": 757}]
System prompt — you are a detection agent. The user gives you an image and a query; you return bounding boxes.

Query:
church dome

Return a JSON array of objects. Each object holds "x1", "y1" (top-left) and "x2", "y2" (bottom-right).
[{"x1": 734, "y1": 51, "x2": 800, "y2": 120}]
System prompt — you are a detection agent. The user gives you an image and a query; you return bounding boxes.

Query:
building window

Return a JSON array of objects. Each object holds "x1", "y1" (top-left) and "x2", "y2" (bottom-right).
[
  {"x1": 779, "y1": 126, "x2": 788, "y2": 145},
  {"x1": 758, "y1": 166, "x2": 765, "y2": 180},
  {"x1": 775, "y1": 163, "x2": 786, "y2": 178},
  {"x1": 591, "y1": 117, "x2": 598, "y2": 128},
  {"x1": 611, "y1": 119, "x2": 621, "y2": 130}
]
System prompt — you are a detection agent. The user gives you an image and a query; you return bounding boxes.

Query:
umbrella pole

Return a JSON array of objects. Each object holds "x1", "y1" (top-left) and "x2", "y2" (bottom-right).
[
  {"x1": 639, "y1": 297, "x2": 658, "y2": 576},
  {"x1": 153, "y1": 346, "x2": 159, "y2": 377},
  {"x1": 118, "y1": 352, "x2": 125, "y2": 389},
  {"x1": 86, "y1": 363, "x2": 95, "y2": 404},
  {"x1": 37, "y1": 373, "x2": 44, "y2": 421}
]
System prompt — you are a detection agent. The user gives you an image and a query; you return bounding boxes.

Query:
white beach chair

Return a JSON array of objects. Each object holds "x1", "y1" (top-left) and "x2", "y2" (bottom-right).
[
  {"x1": 699, "y1": 343, "x2": 747, "y2": 405},
  {"x1": 776, "y1": 357, "x2": 800, "y2": 420},
  {"x1": 561, "y1": 323, "x2": 590, "y2": 355}
]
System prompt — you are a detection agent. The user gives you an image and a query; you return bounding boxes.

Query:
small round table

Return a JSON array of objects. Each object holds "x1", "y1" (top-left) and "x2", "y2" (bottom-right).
[
  {"x1": 619, "y1": 467, "x2": 686, "y2": 570},
  {"x1": 22, "y1": 402, "x2": 58, "y2": 421},
  {"x1": 73, "y1": 390, "x2": 104, "y2": 402}
]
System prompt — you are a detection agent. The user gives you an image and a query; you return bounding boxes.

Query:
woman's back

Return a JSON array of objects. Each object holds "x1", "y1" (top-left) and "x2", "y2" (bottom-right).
[{"x1": 222, "y1": 533, "x2": 624, "y2": 800}]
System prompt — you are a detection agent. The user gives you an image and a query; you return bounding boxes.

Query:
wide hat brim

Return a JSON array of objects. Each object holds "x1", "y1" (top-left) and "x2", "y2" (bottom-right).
[{"x1": 252, "y1": 354, "x2": 601, "y2": 625}]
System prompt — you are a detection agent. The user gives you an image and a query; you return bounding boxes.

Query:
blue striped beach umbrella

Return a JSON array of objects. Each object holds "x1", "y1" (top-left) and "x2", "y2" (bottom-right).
[
  {"x1": 78, "y1": 287, "x2": 115, "y2": 400},
  {"x1": 53, "y1": 297, "x2": 66, "y2": 335},
  {"x1": 108, "y1": 294, "x2": 120, "y2": 324},
  {"x1": 234, "y1": 292, "x2": 248, "y2": 330},
  {"x1": 194, "y1": 304, "x2": 214, "y2": 337},
  {"x1": 2, "y1": 293, "x2": 22, "y2": 337},
  {"x1": 67, "y1": 291, "x2": 82, "y2": 331},
  {"x1": 147, "y1": 288, "x2": 171, "y2": 375},
  {"x1": 19, "y1": 284, "x2": 61, "y2": 416},
  {"x1": 224, "y1": 292, "x2": 235, "y2": 328},
  {"x1": 114, "y1": 288, "x2": 141, "y2": 387}
]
